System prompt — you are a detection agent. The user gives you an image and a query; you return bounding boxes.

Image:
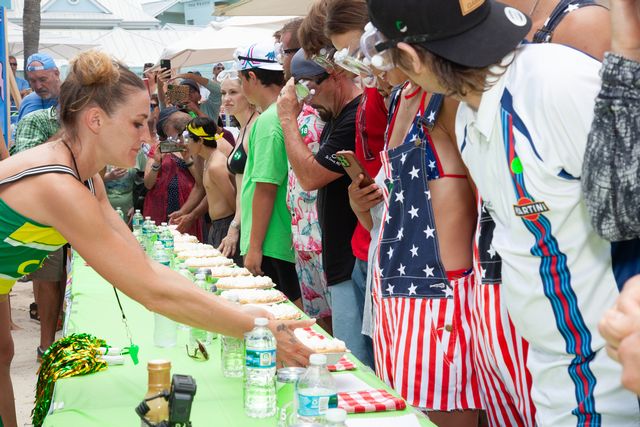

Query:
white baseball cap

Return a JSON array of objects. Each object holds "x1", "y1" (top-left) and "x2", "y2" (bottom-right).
[{"x1": 234, "y1": 41, "x2": 283, "y2": 71}]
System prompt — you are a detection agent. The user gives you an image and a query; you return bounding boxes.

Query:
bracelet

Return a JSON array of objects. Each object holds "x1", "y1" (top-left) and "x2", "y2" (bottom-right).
[
  {"x1": 230, "y1": 220, "x2": 240, "y2": 230},
  {"x1": 151, "y1": 163, "x2": 161, "y2": 171},
  {"x1": 184, "y1": 160, "x2": 194, "y2": 167}
]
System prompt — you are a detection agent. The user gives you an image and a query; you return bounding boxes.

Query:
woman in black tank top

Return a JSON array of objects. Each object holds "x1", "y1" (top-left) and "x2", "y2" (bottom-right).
[{"x1": 217, "y1": 76, "x2": 259, "y2": 258}]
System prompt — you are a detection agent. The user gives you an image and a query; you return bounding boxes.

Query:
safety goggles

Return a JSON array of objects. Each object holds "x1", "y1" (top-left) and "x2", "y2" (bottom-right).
[
  {"x1": 333, "y1": 45, "x2": 373, "y2": 76},
  {"x1": 311, "y1": 47, "x2": 336, "y2": 70},
  {"x1": 360, "y1": 23, "x2": 396, "y2": 72},
  {"x1": 186, "y1": 340, "x2": 209, "y2": 361}
]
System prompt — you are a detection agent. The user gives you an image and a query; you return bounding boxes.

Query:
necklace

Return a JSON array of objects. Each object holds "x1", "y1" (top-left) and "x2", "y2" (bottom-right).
[{"x1": 529, "y1": 0, "x2": 541, "y2": 16}]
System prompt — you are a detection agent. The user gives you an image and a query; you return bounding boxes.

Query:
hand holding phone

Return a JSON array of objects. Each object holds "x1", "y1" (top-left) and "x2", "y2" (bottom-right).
[
  {"x1": 160, "y1": 59, "x2": 171, "y2": 71},
  {"x1": 336, "y1": 150, "x2": 375, "y2": 188}
]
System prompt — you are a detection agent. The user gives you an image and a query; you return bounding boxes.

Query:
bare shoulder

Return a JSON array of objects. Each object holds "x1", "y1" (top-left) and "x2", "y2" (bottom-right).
[
  {"x1": 435, "y1": 96, "x2": 460, "y2": 146},
  {"x1": 554, "y1": 5, "x2": 611, "y2": 61}
]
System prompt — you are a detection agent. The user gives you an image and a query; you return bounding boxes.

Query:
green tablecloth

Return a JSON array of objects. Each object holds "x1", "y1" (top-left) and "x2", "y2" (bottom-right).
[{"x1": 42, "y1": 255, "x2": 436, "y2": 427}]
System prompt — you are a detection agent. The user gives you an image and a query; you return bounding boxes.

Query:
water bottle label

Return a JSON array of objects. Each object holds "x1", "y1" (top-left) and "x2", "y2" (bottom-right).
[
  {"x1": 297, "y1": 393, "x2": 338, "y2": 417},
  {"x1": 245, "y1": 349, "x2": 276, "y2": 368}
]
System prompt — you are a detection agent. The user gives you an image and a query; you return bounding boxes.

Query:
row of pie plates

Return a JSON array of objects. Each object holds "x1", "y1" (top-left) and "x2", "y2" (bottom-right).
[{"x1": 171, "y1": 229, "x2": 348, "y2": 358}]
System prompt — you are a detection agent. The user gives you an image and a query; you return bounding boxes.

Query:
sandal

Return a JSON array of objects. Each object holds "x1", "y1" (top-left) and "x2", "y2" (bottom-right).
[{"x1": 29, "y1": 302, "x2": 40, "y2": 322}]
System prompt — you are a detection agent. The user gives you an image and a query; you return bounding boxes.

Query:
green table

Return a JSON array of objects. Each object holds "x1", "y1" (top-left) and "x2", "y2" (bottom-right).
[{"x1": 42, "y1": 255, "x2": 435, "y2": 427}]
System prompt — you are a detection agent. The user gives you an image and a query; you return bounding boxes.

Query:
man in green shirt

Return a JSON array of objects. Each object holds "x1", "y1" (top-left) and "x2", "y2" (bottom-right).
[
  {"x1": 236, "y1": 41, "x2": 301, "y2": 305},
  {"x1": 10, "y1": 106, "x2": 59, "y2": 155}
]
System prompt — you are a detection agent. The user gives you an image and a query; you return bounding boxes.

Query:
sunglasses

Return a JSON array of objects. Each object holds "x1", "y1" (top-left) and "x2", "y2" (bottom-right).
[
  {"x1": 9, "y1": 62, "x2": 17, "y2": 67},
  {"x1": 186, "y1": 340, "x2": 209, "y2": 361},
  {"x1": 150, "y1": 103, "x2": 158, "y2": 111}
]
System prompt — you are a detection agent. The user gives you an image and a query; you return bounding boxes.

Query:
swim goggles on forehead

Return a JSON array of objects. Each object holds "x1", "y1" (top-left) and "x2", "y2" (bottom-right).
[
  {"x1": 360, "y1": 22, "x2": 396, "y2": 72},
  {"x1": 311, "y1": 47, "x2": 336, "y2": 70},
  {"x1": 216, "y1": 64, "x2": 240, "y2": 82}
]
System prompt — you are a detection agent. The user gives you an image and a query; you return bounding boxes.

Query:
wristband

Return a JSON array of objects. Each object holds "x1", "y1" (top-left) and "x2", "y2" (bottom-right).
[
  {"x1": 230, "y1": 220, "x2": 240, "y2": 230},
  {"x1": 184, "y1": 160, "x2": 195, "y2": 167},
  {"x1": 151, "y1": 163, "x2": 161, "y2": 171}
]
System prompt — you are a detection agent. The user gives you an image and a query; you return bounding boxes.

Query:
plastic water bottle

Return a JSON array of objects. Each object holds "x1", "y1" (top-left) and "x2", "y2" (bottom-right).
[
  {"x1": 115, "y1": 207, "x2": 125, "y2": 221},
  {"x1": 159, "y1": 223, "x2": 175, "y2": 268},
  {"x1": 142, "y1": 217, "x2": 154, "y2": 252},
  {"x1": 244, "y1": 317, "x2": 277, "y2": 418},
  {"x1": 152, "y1": 243, "x2": 177, "y2": 347},
  {"x1": 295, "y1": 354, "x2": 338, "y2": 422},
  {"x1": 132, "y1": 209, "x2": 144, "y2": 232},
  {"x1": 152, "y1": 242, "x2": 170, "y2": 267},
  {"x1": 189, "y1": 274, "x2": 211, "y2": 346},
  {"x1": 325, "y1": 408, "x2": 348, "y2": 426},
  {"x1": 221, "y1": 294, "x2": 244, "y2": 378}
]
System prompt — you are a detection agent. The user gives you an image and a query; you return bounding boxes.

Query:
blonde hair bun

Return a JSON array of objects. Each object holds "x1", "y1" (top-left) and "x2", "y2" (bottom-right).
[{"x1": 70, "y1": 50, "x2": 120, "y2": 86}]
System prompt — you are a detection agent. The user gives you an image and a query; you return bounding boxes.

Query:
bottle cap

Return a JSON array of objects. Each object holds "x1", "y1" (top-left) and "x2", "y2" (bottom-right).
[
  {"x1": 161, "y1": 222, "x2": 167, "y2": 226},
  {"x1": 325, "y1": 408, "x2": 347, "y2": 422},
  {"x1": 254, "y1": 317, "x2": 268, "y2": 327},
  {"x1": 147, "y1": 359, "x2": 171, "y2": 370},
  {"x1": 309, "y1": 353, "x2": 327, "y2": 366},
  {"x1": 135, "y1": 209, "x2": 140, "y2": 213}
]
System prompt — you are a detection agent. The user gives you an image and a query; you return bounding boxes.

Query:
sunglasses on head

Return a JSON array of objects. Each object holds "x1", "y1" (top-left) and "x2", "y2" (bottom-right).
[{"x1": 186, "y1": 340, "x2": 209, "y2": 361}]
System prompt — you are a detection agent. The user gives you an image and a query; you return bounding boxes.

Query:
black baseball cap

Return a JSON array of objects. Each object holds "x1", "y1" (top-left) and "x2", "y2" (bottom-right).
[
  {"x1": 180, "y1": 78, "x2": 199, "y2": 93},
  {"x1": 367, "y1": 0, "x2": 531, "y2": 68}
]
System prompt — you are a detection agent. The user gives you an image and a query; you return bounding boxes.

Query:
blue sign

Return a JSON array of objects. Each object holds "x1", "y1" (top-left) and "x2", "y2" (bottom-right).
[{"x1": 0, "y1": 7, "x2": 8, "y2": 146}]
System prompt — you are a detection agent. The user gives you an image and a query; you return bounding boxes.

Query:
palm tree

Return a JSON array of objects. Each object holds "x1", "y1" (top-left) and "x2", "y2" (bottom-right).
[{"x1": 22, "y1": 0, "x2": 42, "y2": 69}]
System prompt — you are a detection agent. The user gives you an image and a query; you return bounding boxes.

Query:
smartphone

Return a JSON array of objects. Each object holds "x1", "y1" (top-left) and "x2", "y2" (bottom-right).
[
  {"x1": 160, "y1": 59, "x2": 171, "y2": 71},
  {"x1": 336, "y1": 150, "x2": 375, "y2": 187},
  {"x1": 159, "y1": 137, "x2": 186, "y2": 153}
]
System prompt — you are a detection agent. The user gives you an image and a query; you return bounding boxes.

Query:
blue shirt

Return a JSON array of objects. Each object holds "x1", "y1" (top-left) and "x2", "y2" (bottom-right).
[
  {"x1": 17, "y1": 92, "x2": 57, "y2": 123},
  {"x1": 15, "y1": 77, "x2": 29, "y2": 92}
]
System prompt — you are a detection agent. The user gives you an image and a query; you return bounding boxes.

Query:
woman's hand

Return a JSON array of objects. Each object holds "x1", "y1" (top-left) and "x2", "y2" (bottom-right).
[
  {"x1": 153, "y1": 144, "x2": 164, "y2": 164},
  {"x1": 157, "y1": 67, "x2": 173, "y2": 84},
  {"x1": 103, "y1": 167, "x2": 128, "y2": 182},
  {"x1": 218, "y1": 226, "x2": 239, "y2": 257},
  {"x1": 269, "y1": 318, "x2": 316, "y2": 367},
  {"x1": 348, "y1": 174, "x2": 383, "y2": 213}
]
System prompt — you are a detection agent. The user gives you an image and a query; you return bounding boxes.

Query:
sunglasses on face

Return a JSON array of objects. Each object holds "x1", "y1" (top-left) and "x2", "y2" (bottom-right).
[
  {"x1": 186, "y1": 340, "x2": 209, "y2": 361},
  {"x1": 9, "y1": 62, "x2": 17, "y2": 67}
]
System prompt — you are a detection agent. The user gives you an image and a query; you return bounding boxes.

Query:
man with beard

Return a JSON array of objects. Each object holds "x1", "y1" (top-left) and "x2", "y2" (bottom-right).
[
  {"x1": 17, "y1": 53, "x2": 60, "y2": 122},
  {"x1": 277, "y1": 50, "x2": 368, "y2": 363}
]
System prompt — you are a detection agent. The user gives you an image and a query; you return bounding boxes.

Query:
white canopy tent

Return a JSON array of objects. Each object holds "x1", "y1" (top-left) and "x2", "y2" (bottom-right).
[
  {"x1": 7, "y1": 22, "x2": 98, "y2": 62},
  {"x1": 214, "y1": 0, "x2": 313, "y2": 16},
  {"x1": 160, "y1": 16, "x2": 294, "y2": 68}
]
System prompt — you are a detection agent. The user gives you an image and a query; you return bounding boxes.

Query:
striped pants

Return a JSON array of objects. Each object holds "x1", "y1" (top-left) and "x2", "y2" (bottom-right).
[
  {"x1": 471, "y1": 281, "x2": 536, "y2": 426},
  {"x1": 372, "y1": 273, "x2": 482, "y2": 411}
]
